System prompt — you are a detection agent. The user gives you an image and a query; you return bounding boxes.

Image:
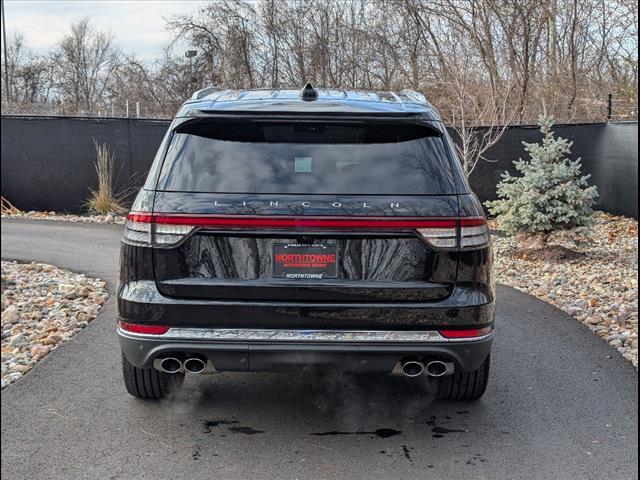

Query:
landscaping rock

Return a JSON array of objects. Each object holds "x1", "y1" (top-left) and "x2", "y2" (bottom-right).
[
  {"x1": 1, "y1": 305, "x2": 20, "y2": 325},
  {"x1": 9, "y1": 334, "x2": 28, "y2": 348},
  {"x1": 1, "y1": 260, "x2": 108, "y2": 389},
  {"x1": 586, "y1": 316, "x2": 602, "y2": 325},
  {"x1": 1, "y1": 211, "x2": 125, "y2": 224},
  {"x1": 30, "y1": 344, "x2": 50, "y2": 358},
  {"x1": 493, "y1": 212, "x2": 638, "y2": 369}
]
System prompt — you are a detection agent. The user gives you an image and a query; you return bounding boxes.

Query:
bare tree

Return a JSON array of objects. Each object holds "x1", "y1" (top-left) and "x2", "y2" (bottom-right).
[
  {"x1": 53, "y1": 18, "x2": 120, "y2": 113},
  {"x1": 2, "y1": 0, "x2": 637, "y2": 122},
  {"x1": 1, "y1": 32, "x2": 55, "y2": 111},
  {"x1": 445, "y1": 55, "x2": 516, "y2": 176}
]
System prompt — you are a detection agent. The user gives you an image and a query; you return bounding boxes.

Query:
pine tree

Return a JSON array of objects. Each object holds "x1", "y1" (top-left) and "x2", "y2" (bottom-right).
[{"x1": 486, "y1": 115, "x2": 598, "y2": 241}]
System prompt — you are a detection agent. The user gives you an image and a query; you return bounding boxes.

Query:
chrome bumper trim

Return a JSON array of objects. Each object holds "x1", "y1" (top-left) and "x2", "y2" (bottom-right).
[{"x1": 117, "y1": 327, "x2": 493, "y2": 343}]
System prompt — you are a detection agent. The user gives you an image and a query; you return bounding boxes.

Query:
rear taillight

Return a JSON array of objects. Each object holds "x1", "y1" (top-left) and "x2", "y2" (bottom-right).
[
  {"x1": 123, "y1": 213, "x2": 489, "y2": 250},
  {"x1": 123, "y1": 214, "x2": 194, "y2": 247},
  {"x1": 439, "y1": 326, "x2": 493, "y2": 339},
  {"x1": 459, "y1": 218, "x2": 490, "y2": 249},
  {"x1": 417, "y1": 217, "x2": 488, "y2": 249},
  {"x1": 118, "y1": 321, "x2": 170, "y2": 335}
]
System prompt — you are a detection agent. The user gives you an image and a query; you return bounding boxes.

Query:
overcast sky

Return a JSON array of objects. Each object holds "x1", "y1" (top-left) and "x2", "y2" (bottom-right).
[{"x1": 3, "y1": 0, "x2": 208, "y2": 62}]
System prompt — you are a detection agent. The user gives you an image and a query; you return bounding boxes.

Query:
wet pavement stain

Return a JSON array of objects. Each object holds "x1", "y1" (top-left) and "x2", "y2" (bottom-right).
[
  {"x1": 203, "y1": 420, "x2": 238, "y2": 433},
  {"x1": 431, "y1": 426, "x2": 468, "y2": 438},
  {"x1": 432, "y1": 426, "x2": 467, "y2": 434},
  {"x1": 203, "y1": 419, "x2": 264, "y2": 435},
  {"x1": 465, "y1": 453, "x2": 486, "y2": 465},
  {"x1": 228, "y1": 426, "x2": 264, "y2": 435},
  {"x1": 401, "y1": 445, "x2": 413, "y2": 462},
  {"x1": 310, "y1": 428, "x2": 401, "y2": 439}
]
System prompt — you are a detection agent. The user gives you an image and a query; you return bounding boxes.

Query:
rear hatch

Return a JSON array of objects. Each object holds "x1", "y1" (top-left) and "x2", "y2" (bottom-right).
[{"x1": 148, "y1": 118, "x2": 462, "y2": 303}]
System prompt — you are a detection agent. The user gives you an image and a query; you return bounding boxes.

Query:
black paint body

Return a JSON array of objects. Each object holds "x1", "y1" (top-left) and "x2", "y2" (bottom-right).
[
  {"x1": 119, "y1": 191, "x2": 494, "y2": 329},
  {"x1": 117, "y1": 90, "x2": 495, "y2": 373}
]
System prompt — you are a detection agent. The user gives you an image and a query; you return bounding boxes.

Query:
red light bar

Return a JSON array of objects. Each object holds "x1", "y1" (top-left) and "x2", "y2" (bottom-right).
[
  {"x1": 127, "y1": 213, "x2": 463, "y2": 229},
  {"x1": 128, "y1": 213, "x2": 153, "y2": 223},
  {"x1": 439, "y1": 326, "x2": 493, "y2": 339},
  {"x1": 119, "y1": 321, "x2": 170, "y2": 335},
  {"x1": 459, "y1": 218, "x2": 487, "y2": 227}
]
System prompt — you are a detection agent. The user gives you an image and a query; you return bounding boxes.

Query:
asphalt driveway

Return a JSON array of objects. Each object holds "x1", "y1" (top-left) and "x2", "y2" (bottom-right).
[{"x1": 1, "y1": 218, "x2": 638, "y2": 480}]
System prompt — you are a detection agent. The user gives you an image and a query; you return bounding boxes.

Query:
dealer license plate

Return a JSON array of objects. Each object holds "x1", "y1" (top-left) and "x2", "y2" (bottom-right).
[{"x1": 273, "y1": 243, "x2": 338, "y2": 279}]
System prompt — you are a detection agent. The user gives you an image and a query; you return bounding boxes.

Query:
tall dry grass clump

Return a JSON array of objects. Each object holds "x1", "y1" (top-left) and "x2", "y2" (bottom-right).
[
  {"x1": 86, "y1": 140, "x2": 127, "y2": 214},
  {"x1": 1, "y1": 196, "x2": 21, "y2": 215}
]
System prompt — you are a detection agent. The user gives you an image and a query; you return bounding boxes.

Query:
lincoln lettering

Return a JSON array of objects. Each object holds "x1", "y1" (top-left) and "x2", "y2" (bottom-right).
[{"x1": 210, "y1": 200, "x2": 402, "y2": 209}]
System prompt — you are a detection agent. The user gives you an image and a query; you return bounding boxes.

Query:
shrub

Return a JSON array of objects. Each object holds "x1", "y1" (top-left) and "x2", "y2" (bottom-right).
[
  {"x1": 486, "y1": 115, "x2": 598, "y2": 241},
  {"x1": 86, "y1": 140, "x2": 127, "y2": 215}
]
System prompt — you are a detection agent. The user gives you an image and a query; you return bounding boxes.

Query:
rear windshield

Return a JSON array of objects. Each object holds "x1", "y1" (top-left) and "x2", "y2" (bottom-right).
[{"x1": 156, "y1": 121, "x2": 457, "y2": 195}]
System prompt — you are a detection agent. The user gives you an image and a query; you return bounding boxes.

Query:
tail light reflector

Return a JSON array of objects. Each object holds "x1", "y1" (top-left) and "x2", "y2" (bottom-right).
[
  {"x1": 123, "y1": 214, "x2": 194, "y2": 247},
  {"x1": 417, "y1": 217, "x2": 488, "y2": 249},
  {"x1": 119, "y1": 321, "x2": 170, "y2": 335},
  {"x1": 123, "y1": 213, "x2": 489, "y2": 249},
  {"x1": 460, "y1": 218, "x2": 490, "y2": 249},
  {"x1": 439, "y1": 326, "x2": 493, "y2": 339}
]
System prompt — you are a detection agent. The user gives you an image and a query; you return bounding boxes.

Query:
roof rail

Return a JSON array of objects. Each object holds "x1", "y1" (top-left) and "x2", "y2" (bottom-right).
[
  {"x1": 399, "y1": 89, "x2": 427, "y2": 104},
  {"x1": 190, "y1": 86, "x2": 220, "y2": 100}
]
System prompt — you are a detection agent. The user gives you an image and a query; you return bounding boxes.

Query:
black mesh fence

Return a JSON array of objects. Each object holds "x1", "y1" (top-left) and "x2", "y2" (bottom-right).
[{"x1": 1, "y1": 115, "x2": 637, "y2": 218}]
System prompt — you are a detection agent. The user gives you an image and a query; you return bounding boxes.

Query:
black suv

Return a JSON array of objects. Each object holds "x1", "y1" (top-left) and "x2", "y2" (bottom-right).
[{"x1": 118, "y1": 84, "x2": 494, "y2": 401}]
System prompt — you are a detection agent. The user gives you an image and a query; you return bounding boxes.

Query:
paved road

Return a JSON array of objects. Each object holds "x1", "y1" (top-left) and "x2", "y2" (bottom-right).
[{"x1": 1, "y1": 218, "x2": 637, "y2": 480}]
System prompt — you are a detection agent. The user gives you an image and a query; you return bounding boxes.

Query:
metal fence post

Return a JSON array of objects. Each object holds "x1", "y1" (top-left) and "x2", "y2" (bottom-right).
[
  {"x1": 607, "y1": 93, "x2": 613, "y2": 121},
  {"x1": 136, "y1": 102, "x2": 140, "y2": 118},
  {"x1": 125, "y1": 100, "x2": 129, "y2": 118}
]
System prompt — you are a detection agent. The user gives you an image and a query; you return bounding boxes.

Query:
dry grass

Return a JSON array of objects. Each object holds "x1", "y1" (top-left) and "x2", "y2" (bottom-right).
[
  {"x1": 85, "y1": 140, "x2": 127, "y2": 215},
  {"x1": 1, "y1": 196, "x2": 21, "y2": 215}
]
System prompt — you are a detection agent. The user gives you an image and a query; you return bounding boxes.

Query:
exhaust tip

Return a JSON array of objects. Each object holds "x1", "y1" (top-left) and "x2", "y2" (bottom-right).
[
  {"x1": 425, "y1": 361, "x2": 450, "y2": 377},
  {"x1": 159, "y1": 357, "x2": 182, "y2": 374},
  {"x1": 184, "y1": 357, "x2": 206, "y2": 374},
  {"x1": 401, "y1": 360, "x2": 425, "y2": 377}
]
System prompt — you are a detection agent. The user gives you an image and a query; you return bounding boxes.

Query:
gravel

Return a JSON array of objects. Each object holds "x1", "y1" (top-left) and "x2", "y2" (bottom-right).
[
  {"x1": 1, "y1": 260, "x2": 108, "y2": 389},
  {"x1": 492, "y1": 212, "x2": 638, "y2": 368},
  {"x1": 1, "y1": 211, "x2": 125, "y2": 224}
]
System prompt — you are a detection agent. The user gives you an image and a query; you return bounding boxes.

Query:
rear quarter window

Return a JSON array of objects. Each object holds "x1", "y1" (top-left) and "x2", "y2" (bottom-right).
[{"x1": 156, "y1": 121, "x2": 459, "y2": 195}]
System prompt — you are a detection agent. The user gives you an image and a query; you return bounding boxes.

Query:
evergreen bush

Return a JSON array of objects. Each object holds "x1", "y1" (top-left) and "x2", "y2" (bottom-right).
[{"x1": 486, "y1": 115, "x2": 598, "y2": 241}]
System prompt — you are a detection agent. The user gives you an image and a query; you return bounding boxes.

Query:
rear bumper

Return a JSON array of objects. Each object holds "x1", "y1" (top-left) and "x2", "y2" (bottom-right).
[
  {"x1": 118, "y1": 327, "x2": 494, "y2": 373},
  {"x1": 118, "y1": 280, "x2": 495, "y2": 330}
]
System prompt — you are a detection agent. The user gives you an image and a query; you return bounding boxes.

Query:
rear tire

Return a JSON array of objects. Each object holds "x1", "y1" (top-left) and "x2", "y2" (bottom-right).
[
  {"x1": 436, "y1": 355, "x2": 490, "y2": 401},
  {"x1": 121, "y1": 352, "x2": 184, "y2": 399}
]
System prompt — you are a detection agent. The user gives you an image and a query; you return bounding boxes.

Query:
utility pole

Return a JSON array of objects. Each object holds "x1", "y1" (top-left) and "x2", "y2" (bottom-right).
[
  {"x1": 1, "y1": 0, "x2": 10, "y2": 107},
  {"x1": 186, "y1": 50, "x2": 197, "y2": 91}
]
